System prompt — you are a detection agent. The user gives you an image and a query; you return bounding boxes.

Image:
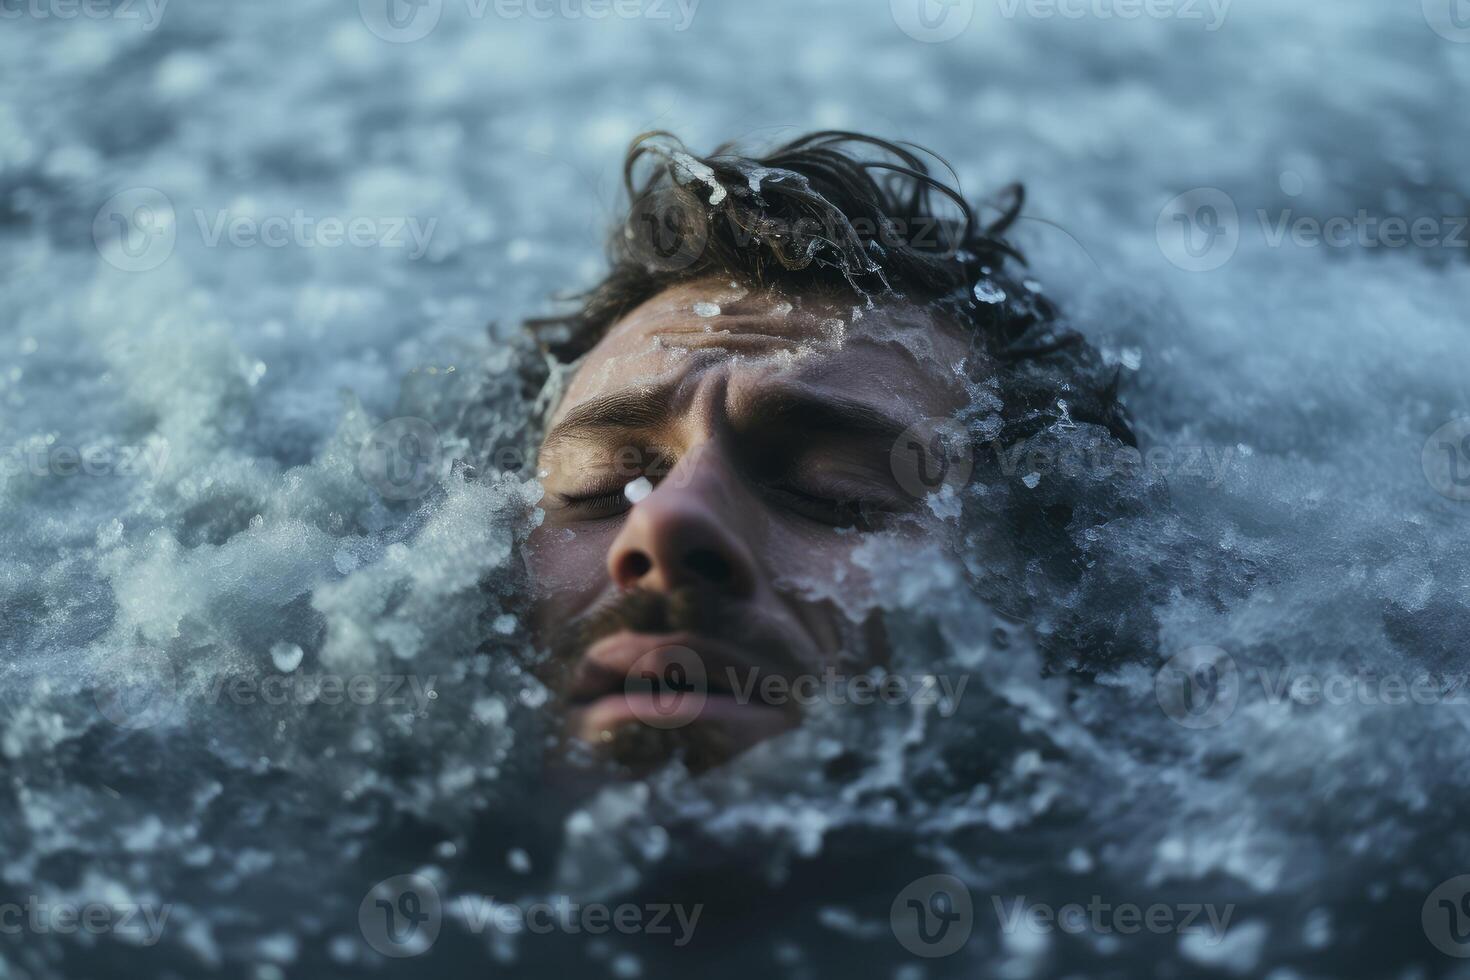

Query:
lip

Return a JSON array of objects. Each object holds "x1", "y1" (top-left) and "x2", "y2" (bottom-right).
[
  {"x1": 565, "y1": 630, "x2": 801, "y2": 760},
  {"x1": 576, "y1": 631, "x2": 752, "y2": 692}
]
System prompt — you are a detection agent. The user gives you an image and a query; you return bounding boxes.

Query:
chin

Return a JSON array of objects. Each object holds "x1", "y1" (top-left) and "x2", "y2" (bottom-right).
[{"x1": 566, "y1": 697, "x2": 799, "y2": 775}]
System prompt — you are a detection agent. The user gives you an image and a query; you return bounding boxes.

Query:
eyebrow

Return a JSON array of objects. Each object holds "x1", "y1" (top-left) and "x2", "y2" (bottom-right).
[
  {"x1": 542, "y1": 387, "x2": 675, "y2": 447},
  {"x1": 543, "y1": 381, "x2": 911, "y2": 453},
  {"x1": 735, "y1": 387, "x2": 911, "y2": 443}
]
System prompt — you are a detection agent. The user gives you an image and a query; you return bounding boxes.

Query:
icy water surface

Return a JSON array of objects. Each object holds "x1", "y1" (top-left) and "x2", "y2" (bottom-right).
[{"x1": 2, "y1": 1, "x2": 1469, "y2": 977}]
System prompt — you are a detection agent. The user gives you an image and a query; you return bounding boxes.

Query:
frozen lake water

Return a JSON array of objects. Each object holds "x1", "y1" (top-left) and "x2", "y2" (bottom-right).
[{"x1": 1, "y1": 0, "x2": 1468, "y2": 976}]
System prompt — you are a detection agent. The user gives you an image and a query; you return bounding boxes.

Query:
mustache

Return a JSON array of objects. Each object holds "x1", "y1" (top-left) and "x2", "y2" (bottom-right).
[
  {"x1": 543, "y1": 586, "x2": 798, "y2": 695},
  {"x1": 572, "y1": 586, "x2": 746, "y2": 650}
]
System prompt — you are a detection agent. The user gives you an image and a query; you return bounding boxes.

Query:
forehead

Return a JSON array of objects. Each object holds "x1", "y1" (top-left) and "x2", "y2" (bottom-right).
[{"x1": 550, "y1": 279, "x2": 973, "y2": 433}]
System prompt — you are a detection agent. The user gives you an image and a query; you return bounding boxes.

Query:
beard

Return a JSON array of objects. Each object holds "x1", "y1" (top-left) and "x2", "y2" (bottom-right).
[{"x1": 539, "y1": 586, "x2": 808, "y2": 773}]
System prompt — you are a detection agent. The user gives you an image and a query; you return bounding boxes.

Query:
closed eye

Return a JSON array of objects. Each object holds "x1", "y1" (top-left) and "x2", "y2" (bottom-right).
[
  {"x1": 761, "y1": 482, "x2": 897, "y2": 530},
  {"x1": 554, "y1": 485, "x2": 633, "y2": 520}
]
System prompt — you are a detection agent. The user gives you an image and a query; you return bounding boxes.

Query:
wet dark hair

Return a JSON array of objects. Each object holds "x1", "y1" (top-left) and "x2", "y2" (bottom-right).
[{"x1": 526, "y1": 130, "x2": 1134, "y2": 448}]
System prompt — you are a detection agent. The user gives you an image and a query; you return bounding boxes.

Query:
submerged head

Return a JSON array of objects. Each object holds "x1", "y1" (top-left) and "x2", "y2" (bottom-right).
[{"x1": 522, "y1": 131, "x2": 1132, "y2": 773}]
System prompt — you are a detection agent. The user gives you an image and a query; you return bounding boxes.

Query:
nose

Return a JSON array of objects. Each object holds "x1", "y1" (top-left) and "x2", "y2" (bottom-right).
[{"x1": 606, "y1": 443, "x2": 758, "y2": 598}]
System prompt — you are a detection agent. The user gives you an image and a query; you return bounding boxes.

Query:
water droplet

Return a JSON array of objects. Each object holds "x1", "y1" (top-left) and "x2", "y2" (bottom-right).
[
  {"x1": 693, "y1": 301, "x2": 721, "y2": 318},
  {"x1": 624, "y1": 476, "x2": 654, "y2": 503},
  {"x1": 973, "y1": 281, "x2": 1007, "y2": 304}
]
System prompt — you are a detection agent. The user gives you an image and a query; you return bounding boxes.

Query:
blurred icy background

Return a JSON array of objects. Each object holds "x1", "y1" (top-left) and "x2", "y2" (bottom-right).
[{"x1": 2, "y1": 0, "x2": 1469, "y2": 977}]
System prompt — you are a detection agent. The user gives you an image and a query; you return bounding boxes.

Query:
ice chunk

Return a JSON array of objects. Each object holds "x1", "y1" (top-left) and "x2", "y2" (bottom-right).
[
  {"x1": 671, "y1": 151, "x2": 727, "y2": 205},
  {"x1": 1181, "y1": 920, "x2": 1267, "y2": 975},
  {"x1": 270, "y1": 642, "x2": 304, "y2": 673}
]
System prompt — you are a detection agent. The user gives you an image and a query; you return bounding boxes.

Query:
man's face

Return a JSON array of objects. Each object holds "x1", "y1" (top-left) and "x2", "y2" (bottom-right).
[{"x1": 526, "y1": 277, "x2": 972, "y2": 771}]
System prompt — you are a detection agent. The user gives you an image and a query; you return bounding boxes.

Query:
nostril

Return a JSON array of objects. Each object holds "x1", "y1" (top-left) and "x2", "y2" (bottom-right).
[
  {"x1": 683, "y1": 547, "x2": 733, "y2": 586},
  {"x1": 620, "y1": 551, "x2": 653, "y2": 582}
]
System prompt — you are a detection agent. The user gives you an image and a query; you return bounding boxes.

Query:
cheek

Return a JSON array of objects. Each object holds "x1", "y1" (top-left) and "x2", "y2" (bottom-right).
[
  {"x1": 524, "y1": 523, "x2": 618, "y2": 622},
  {"x1": 765, "y1": 524, "x2": 883, "y2": 612},
  {"x1": 766, "y1": 519, "x2": 951, "y2": 619},
  {"x1": 760, "y1": 525, "x2": 900, "y2": 670}
]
